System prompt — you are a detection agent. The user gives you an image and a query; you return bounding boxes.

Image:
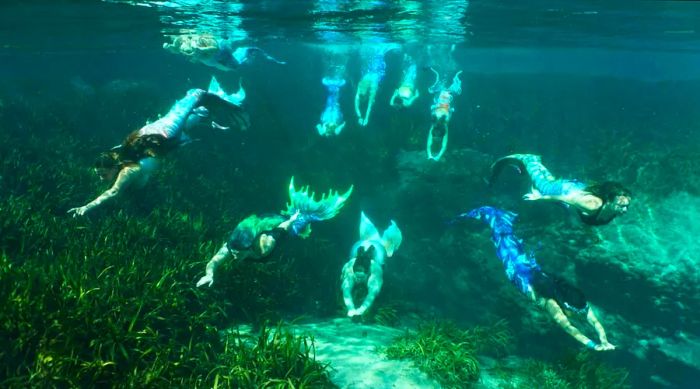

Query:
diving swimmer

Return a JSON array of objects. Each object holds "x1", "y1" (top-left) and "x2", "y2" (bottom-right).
[
  {"x1": 196, "y1": 177, "x2": 353, "y2": 287},
  {"x1": 163, "y1": 34, "x2": 285, "y2": 72},
  {"x1": 67, "y1": 77, "x2": 249, "y2": 217},
  {"x1": 340, "y1": 212, "x2": 402, "y2": 317},
  {"x1": 427, "y1": 68, "x2": 462, "y2": 161},
  {"x1": 317, "y1": 77, "x2": 346, "y2": 136},
  {"x1": 458, "y1": 206, "x2": 615, "y2": 351},
  {"x1": 355, "y1": 50, "x2": 387, "y2": 127},
  {"x1": 389, "y1": 54, "x2": 420, "y2": 108},
  {"x1": 490, "y1": 154, "x2": 632, "y2": 225}
]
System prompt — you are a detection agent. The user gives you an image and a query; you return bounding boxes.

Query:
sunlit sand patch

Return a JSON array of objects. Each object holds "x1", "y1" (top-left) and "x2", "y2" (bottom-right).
[{"x1": 232, "y1": 318, "x2": 440, "y2": 388}]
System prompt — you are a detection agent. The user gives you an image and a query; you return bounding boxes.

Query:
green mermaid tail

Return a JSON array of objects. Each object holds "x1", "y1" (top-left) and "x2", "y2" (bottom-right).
[{"x1": 284, "y1": 177, "x2": 353, "y2": 237}]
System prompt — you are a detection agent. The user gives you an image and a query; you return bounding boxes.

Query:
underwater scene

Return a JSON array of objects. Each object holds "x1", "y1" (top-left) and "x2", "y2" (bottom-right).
[{"x1": 2, "y1": 0, "x2": 700, "y2": 387}]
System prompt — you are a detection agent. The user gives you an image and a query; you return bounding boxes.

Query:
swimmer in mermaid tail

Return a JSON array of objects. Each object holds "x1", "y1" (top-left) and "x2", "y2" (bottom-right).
[
  {"x1": 456, "y1": 206, "x2": 615, "y2": 351},
  {"x1": 389, "y1": 54, "x2": 420, "y2": 108},
  {"x1": 426, "y1": 67, "x2": 463, "y2": 161},
  {"x1": 340, "y1": 212, "x2": 402, "y2": 317},
  {"x1": 67, "y1": 77, "x2": 249, "y2": 217},
  {"x1": 355, "y1": 48, "x2": 388, "y2": 127},
  {"x1": 490, "y1": 154, "x2": 632, "y2": 225},
  {"x1": 163, "y1": 33, "x2": 285, "y2": 72},
  {"x1": 317, "y1": 77, "x2": 346, "y2": 136},
  {"x1": 196, "y1": 177, "x2": 353, "y2": 287}
]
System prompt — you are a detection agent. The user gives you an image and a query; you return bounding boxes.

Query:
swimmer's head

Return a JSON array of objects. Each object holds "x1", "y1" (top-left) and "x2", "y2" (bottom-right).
[
  {"x1": 398, "y1": 85, "x2": 413, "y2": 99},
  {"x1": 94, "y1": 151, "x2": 120, "y2": 181}
]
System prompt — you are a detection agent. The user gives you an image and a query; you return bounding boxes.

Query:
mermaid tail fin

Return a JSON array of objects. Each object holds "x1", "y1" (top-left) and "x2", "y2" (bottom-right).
[
  {"x1": 234, "y1": 46, "x2": 286, "y2": 65},
  {"x1": 322, "y1": 77, "x2": 346, "y2": 89},
  {"x1": 284, "y1": 177, "x2": 353, "y2": 237},
  {"x1": 381, "y1": 220, "x2": 402, "y2": 257},
  {"x1": 359, "y1": 212, "x2": 381, "y2": 242},
  {"x1": 464, "y1": 206, "x2": 518, "y2": 236},
  {"x1": 201, "y1": 76, "x2": 250, "y2": 131},
  {"x1": 489, "y1": 155, "x2": 528, "y2": 185},
  {"x1": 207, "y1": 76, "x2": 246, "y2": 106}
]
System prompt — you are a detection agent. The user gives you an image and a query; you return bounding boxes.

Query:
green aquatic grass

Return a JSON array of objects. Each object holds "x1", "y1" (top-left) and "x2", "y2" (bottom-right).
[
  {"x1": 496, "y1": 351, "x2": 630, "y2": 389},
  {"x1": 383, "y1": 319, "x2": 512, "y2": 388},
  {"x1": 0, "y1": 110, "x2": 333, "y2": 387}
]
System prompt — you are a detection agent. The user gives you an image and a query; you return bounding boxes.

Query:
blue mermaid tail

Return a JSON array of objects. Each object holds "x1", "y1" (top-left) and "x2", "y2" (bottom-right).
[
  {"x1": 284, "y1": 177, "x2": 353, "y2": 237},
  {"x1": 461, "y1": 205, "x2": 540, "y2": 295}
]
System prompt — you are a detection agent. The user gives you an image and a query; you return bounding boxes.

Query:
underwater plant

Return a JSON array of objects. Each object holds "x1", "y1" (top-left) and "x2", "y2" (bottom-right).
[
  {"x1": 383, "y1": 319, "x2": 512, "y2": 388},
  {"x1": 0, "y1": 105, "x2": 334, "y2": 387},
  {"x1": 211, "y1": 322, "x2": 336, "y2": 388},
  {"x1": 495, "y1": 351, "x2": 630, "y2": 389}
]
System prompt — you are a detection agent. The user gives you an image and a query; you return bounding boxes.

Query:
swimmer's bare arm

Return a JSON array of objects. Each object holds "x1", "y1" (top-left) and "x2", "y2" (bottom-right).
[
  {"x1": 545, "y1": 299, "x2": 599, "y2": 349},
  {"x1": 277, "y1": 211, "x2": 300, "y2": 231},
  {"x1": 196, "y1": 244, "x2": 236, "y2": 287},
  {"x1": 68, "y1": 165, "x2": 141, "y2": 217},
  {"x1": 524, "y1": 190, "x2": 602, "y2": 212},
  {"x1": 354, "y1": 88, "x2": 362, "y2": 119},
  {"x1": 587, "y1": 308, "x2": 615, "y2": 350},
  {"x1": 340, "y1": 260, "x2": 357, "y2": 313},
  {"x1": 355, "y1": 260, "x2": 384, "y2": 315}
]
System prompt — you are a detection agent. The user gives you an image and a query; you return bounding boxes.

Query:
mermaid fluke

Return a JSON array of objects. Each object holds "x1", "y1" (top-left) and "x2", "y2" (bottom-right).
[
  {"x1": 200, "y1": 76, "x2": 250, "y2": 131},
  {"x1": 488, "y1": 154, "x2": 530, "y2": 185},
  {"x1": 284, "y1": 177, "x2": 353, "y2": 237},
  {"x1": 207, "y1": 76, "x2": 246, "y2": 106},
  {"x1": 381, "y1": 220, "x2": 402, "y2": 257},
  {"x1": 359, "y1": 211, "x2": 381, "y2": 241},
  {"x1": 464, "y1": 206, "x2": 518, "y2": 237}
]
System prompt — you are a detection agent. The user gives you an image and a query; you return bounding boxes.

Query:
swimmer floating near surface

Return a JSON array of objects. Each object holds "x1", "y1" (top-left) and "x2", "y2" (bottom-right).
[
  {"x1": 489, "y1": 154, "x2": 632, "y2": 225},
  {"x1": 68, "y1": 77, "x2": 249, "y2": 217},
  {"x1": 340, "y1": 212, "x2": 402, "y2": 317},
  {"x1": 355, "y1": 48, "x2": 388, "y2": 127},
  {"x1": 317, "y1": 77, "x2": 347, "y2": 136},
  {"x1": 389, "y1": 53, "x2": 420, "y2": 108},
  {"x1": 196, "y1": 177, "x2": 353, "y2": 288},
  {"x1": 426, "y1": 67, "x2": 462, "y2": 161},
  {"x1": 455, "y1": 206, "x2": 616, "y2": 351},
  {"x1": 163, "y1": 34, "x2": 286, "y2": 71}
]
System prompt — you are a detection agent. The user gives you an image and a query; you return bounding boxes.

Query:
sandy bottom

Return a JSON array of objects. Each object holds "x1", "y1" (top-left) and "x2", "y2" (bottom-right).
[{"x1": 234, "y1": 318, "x2": 440, "y2": 388}]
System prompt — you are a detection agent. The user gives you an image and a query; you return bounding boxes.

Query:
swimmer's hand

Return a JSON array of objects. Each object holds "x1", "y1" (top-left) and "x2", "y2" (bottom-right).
[
  {"x1": 523, "y1": 188, "x2": 543, "y2": 201},
  {"x1": 67, "y1": 205, "x2": 90, "y2": 217},
  {"x1": 595, "y1": 341, "x2": 616, "y2": 351},
  {"x1": 196, "y1": 274, "x2": 214, "y2": 288}
]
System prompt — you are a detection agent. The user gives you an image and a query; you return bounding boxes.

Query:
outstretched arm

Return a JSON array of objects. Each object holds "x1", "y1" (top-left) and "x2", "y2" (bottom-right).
[
  {"x1": 545, "y1": 299, "x2": 608, "y2": 351},
  {"x1": 587, "y1": 308, "x2": 615, "y2": 350},
  {"x1": 341, "y1": 261, "x2": 357, "y2": 315},
  {"x1": 389, "y1": 89, "x2": 400, "y2": 107},
  {"x1": 68, "y1": 165, "x2": 141, "y2": 217},
  {"x1": 196, "y1": 244, "x2": 235, "y2": 287},
  {"x1": 355, "y1": 88, "x2": 363, "y2": 120},
  {"x1": 354, "y1": 261, "x2": 384, "y2": 316},
  {"x1": 524, "y1": 190, "x2": 602, "y2": 212},
  {"x1": 277, "y1": 211, "x2": 300, "y2": 231},
  {"x1": 427, "y1": 67, "x2": 440, "y2": 94}
]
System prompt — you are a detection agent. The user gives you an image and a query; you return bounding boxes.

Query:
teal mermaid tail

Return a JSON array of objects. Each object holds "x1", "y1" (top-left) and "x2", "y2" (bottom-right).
[
  {"x1": 358, "y1": 212, "x2": 402, "y2": 257},
  {"x1": 490, "y1": 154, "x2": 586, "y2": 197},
  {"x1": 381, "y1": 220, "x2": 402, "y2": 257},
  {"x1": 284, "y1": 177, "x2": 353, "y2": 237},
  {"x1": 322, "y1": 77, "x2": 346, "y2": 89},
  {"x1": 201, "y1": 76, "x2": 250, "y2": 131},
  {"x1": 207, "y1": 76, "x2": 245, "y2": 106}
]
